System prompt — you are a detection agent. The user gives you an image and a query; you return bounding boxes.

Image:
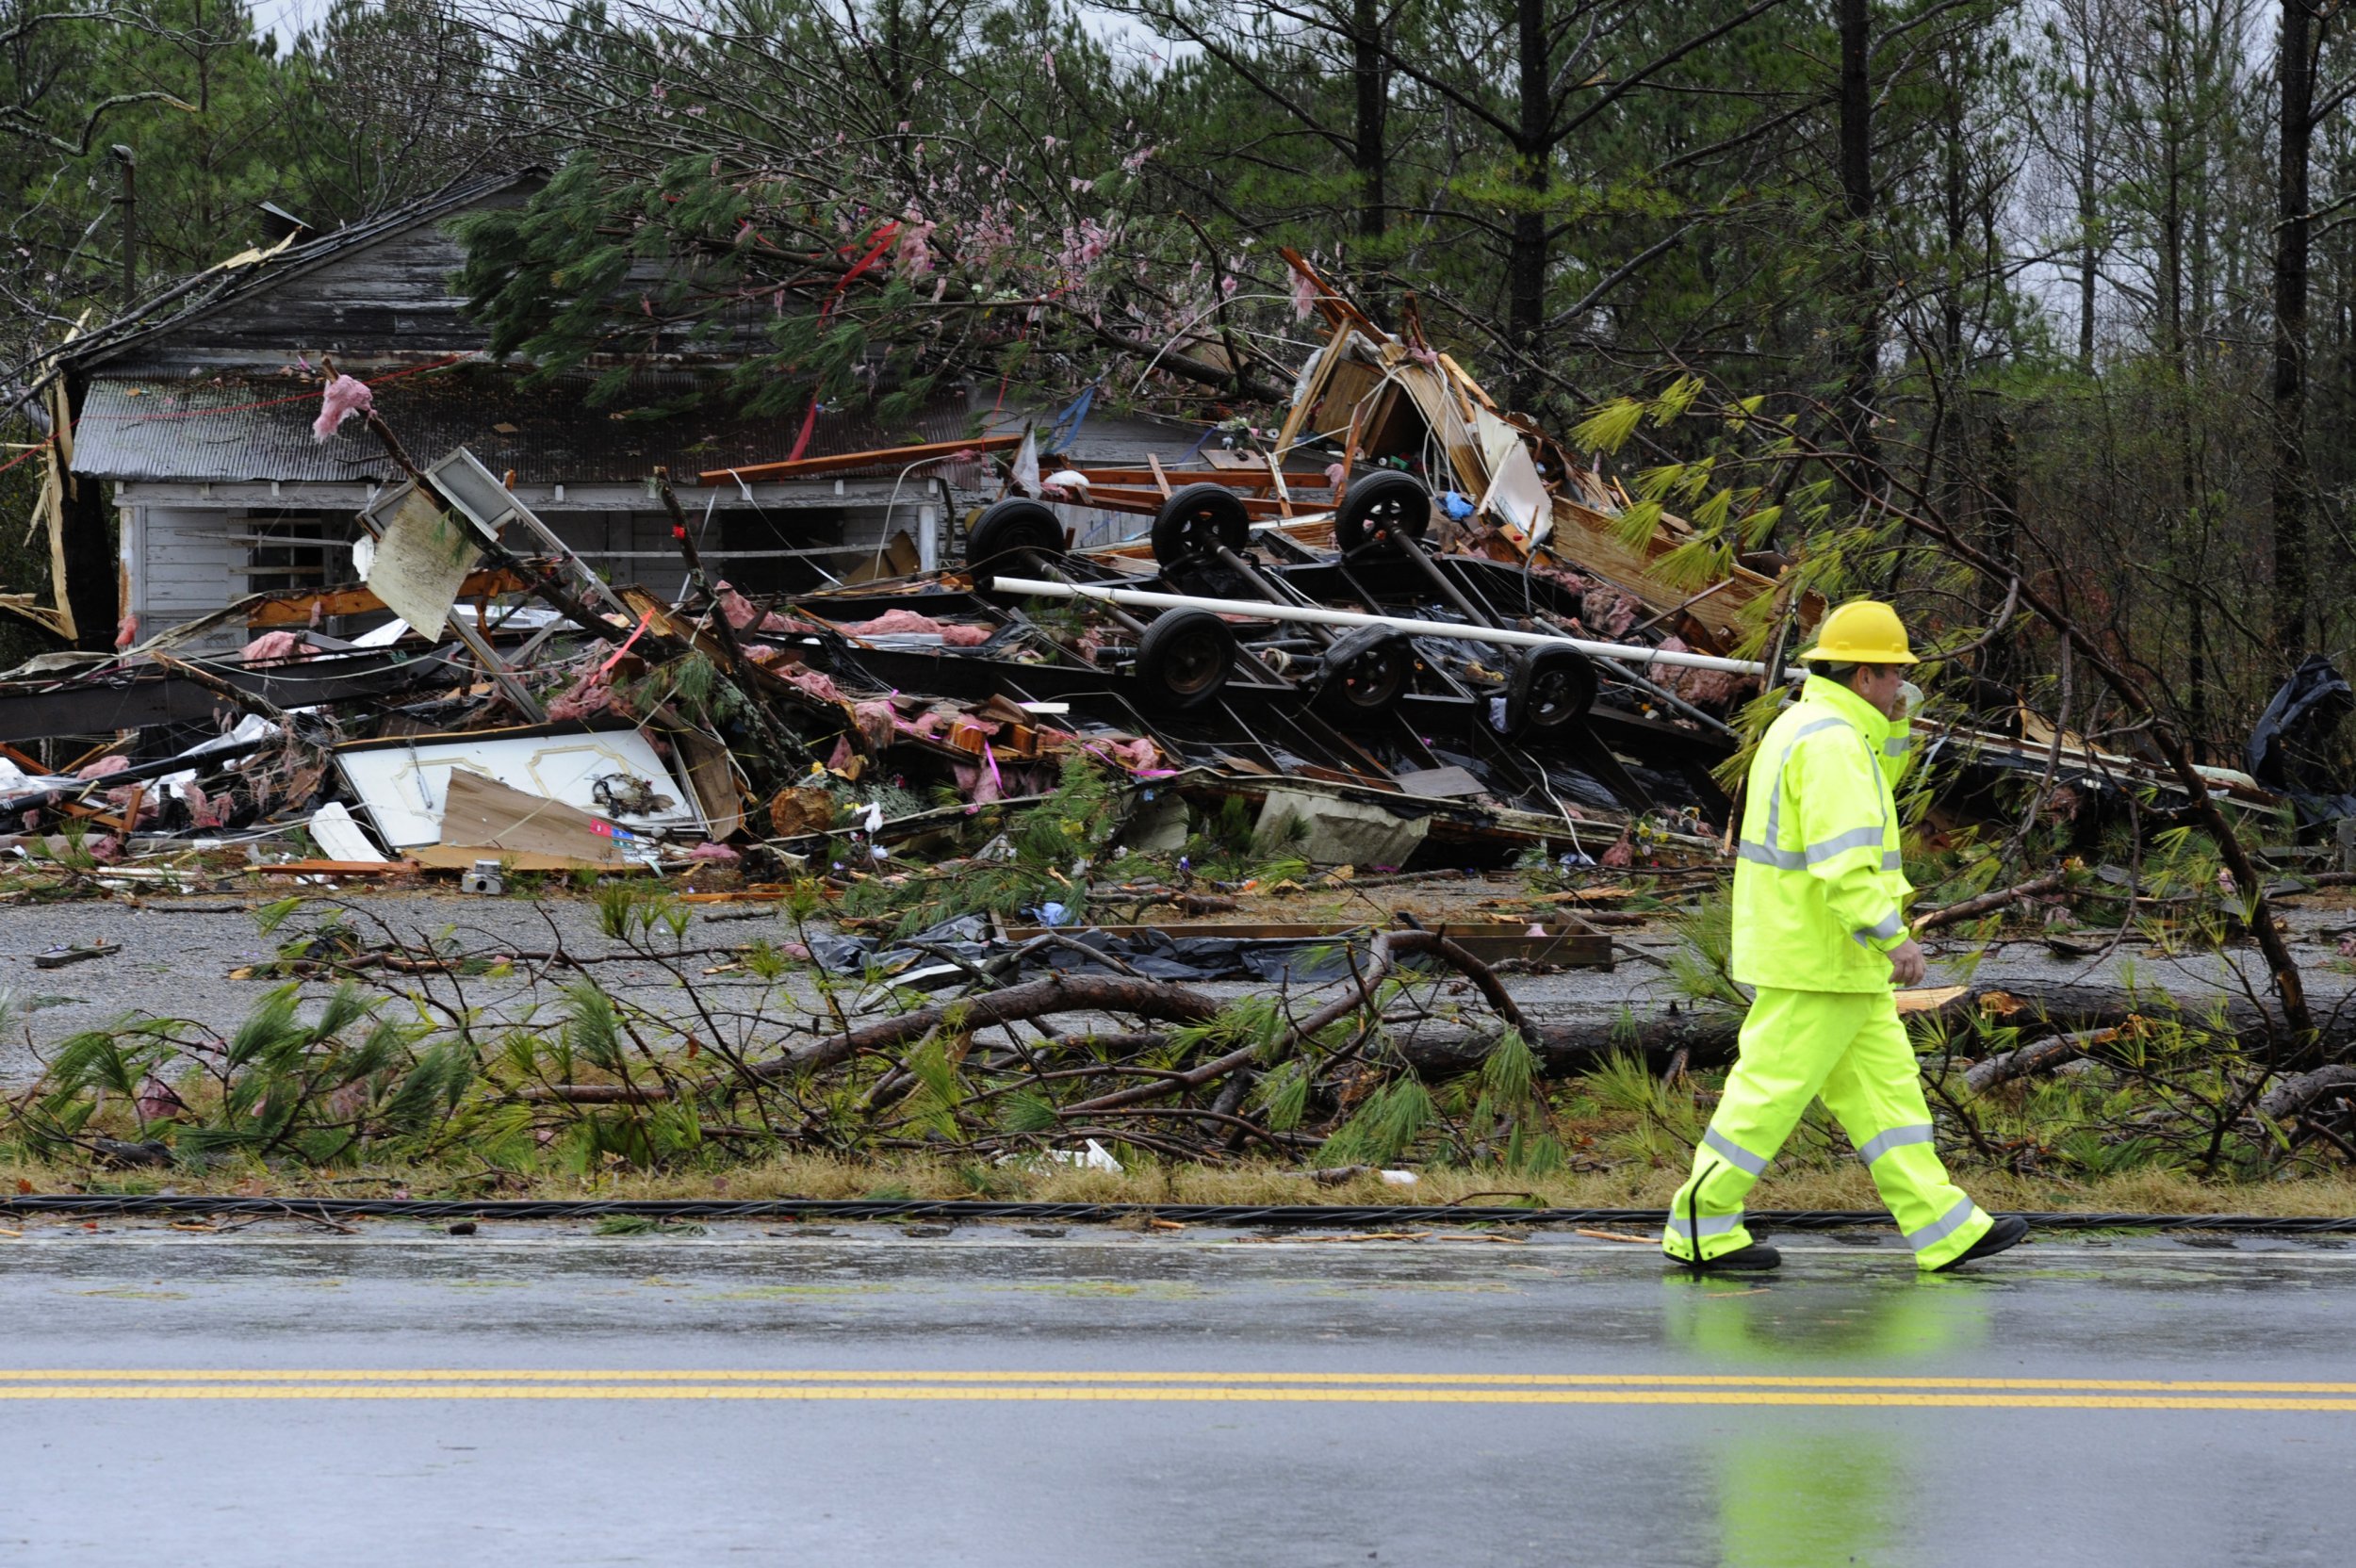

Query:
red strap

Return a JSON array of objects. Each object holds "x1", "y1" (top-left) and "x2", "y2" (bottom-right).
[
  {"x1": 779, "y1": 221, "x2": 903, "y2": 465},
  {"x1": 783, "y1": 395, "x2": 822, "y2": 464}
]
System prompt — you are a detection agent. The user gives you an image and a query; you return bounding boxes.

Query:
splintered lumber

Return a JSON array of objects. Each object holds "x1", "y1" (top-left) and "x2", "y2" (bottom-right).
[{"x1": 695, "y1": 434, "x2": 1023, "y2": 486}]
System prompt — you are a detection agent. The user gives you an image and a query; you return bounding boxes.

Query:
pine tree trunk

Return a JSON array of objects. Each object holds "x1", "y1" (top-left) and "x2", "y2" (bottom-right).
[
  {"x1": 2273, "y1": 0, "x2": 2315, "y2": 661},
  {"x1": 1837, "y1": 0, "x2": 1879, "y2": 473},
  {"x1": 1351, "y1": 0, "x2": 1388, "y2": 258},
  {"x1": 1506, "y1": 0, "x2": 1550, "y2": 406}
]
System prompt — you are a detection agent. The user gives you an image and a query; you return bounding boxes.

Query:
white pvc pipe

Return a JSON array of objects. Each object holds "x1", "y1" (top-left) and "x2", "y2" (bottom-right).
[{"x1": 991, "y1": 577, "x2": 1793, "y2": 678}]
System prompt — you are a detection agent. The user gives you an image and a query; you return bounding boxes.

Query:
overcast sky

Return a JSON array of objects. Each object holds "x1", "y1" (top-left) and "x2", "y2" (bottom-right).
[{"x1": 249, "y1": 0, "x2": 334, "y2": 45}]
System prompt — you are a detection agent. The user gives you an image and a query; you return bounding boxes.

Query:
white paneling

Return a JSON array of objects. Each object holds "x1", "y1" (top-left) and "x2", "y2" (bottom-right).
[{"x1": 135, "y1": 508, "x2": 242, "y2": 618}]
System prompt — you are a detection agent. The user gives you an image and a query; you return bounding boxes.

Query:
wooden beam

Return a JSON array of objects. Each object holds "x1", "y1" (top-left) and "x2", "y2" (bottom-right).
[
  {"x1": 1265, "y1": 452, "x2": 1293, "y2": 517},
  {"x1": 1081, "y1": 485, "x2": 1296, "y2": 520},
  {"x1": 246, "y1": 569, "x2": 533, "y2": 628},
  {"x1": 1068, "y1": 467, "x2": 1288, "y2": 492},
  {"x1": 695, "y1": 433, "x2": 1023, "y2": 487}
]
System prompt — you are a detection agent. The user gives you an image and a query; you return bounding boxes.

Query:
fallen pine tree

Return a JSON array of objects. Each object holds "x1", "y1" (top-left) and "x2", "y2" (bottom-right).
[{"x1": 9, "y1": 890, "x2": 2355, "y2": 1182}]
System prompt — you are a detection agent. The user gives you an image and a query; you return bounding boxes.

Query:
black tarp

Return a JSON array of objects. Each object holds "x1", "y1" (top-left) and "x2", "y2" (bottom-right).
[{"x1": 2248, "y1": 655, "x2": 2356, "y2": 825}]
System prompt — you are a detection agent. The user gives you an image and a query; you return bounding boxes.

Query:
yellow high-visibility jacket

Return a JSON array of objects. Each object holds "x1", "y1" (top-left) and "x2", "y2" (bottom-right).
[{"x1": 1730, "y1": 675, "x2": 1917, "y2": 992}]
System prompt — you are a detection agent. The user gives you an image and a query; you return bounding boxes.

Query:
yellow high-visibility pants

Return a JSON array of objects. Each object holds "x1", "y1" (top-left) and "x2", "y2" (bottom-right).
[{"x1": 1663, "y1": 987, "x2": 1991, "y2": 1270}]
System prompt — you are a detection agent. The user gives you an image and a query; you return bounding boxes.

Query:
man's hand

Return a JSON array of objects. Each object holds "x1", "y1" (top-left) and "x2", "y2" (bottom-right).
[{"x1": 1885, "y1": 938, "x2": 1927, "y2": 988}]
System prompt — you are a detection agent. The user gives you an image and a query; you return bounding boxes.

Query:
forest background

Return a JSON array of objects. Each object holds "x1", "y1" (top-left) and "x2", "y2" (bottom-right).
[{"x1": 2, "y1": 0, "x2": 2350, "y2": 769}]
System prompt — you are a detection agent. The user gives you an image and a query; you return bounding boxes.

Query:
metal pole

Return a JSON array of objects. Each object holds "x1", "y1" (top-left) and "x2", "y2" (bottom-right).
[{"x1": 991, "y1": 577, "x2": 1800, "y2": 680}]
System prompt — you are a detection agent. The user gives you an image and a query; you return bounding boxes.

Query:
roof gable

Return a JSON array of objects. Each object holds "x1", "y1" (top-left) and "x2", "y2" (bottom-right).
[{"x1": 69, "y1": 172, "x2": 542, "y2": 377}]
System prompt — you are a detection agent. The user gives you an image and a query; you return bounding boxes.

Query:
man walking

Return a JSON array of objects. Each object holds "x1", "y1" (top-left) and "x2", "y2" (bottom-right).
[{"x1": 1663, "y1": 600, "x2": 2028, "y2": 1273}]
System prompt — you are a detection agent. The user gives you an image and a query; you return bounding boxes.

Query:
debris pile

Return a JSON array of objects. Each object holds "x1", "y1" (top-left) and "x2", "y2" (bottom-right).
[{"x1": 0, "y1": 255, "x2": 2314, "y2": 908}]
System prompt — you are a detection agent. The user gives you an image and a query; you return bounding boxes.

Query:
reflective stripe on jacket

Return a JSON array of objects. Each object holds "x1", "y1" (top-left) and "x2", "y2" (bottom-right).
[{"x1": 1729, "y1": 675, "x2": 1916, "y2": 992}]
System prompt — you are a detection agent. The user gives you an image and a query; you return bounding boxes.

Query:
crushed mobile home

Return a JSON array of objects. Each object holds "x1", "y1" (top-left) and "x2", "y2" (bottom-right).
[{"x1": 0, "y1": 178, "x2": 2299, "y2": 878}]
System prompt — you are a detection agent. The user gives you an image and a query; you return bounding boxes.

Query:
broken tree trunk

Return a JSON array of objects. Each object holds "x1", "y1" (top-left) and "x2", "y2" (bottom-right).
[
  {"x1": 1911, "y1": 871, "x2": 2067, "y2": 934},
  {"x1": 1961, "y1": 1028, "x2": 2115, "y2": 1093},
  {"x1": 1063, "y1": 929, "x2": 1524, "y2": 1114},
  {"x1": 1413, "y1": 976, "x2": 2342, "y2": 1080},
  {"x1": 746, "y1": 972, "x2": 1225, "y2": 1082},
  {"x1": 2257, "y1": 1064, "x2": 2356, "y2": 1124},
  {"x1": 532, "y1": 970, "x2": 2347, "y2": 1107}
]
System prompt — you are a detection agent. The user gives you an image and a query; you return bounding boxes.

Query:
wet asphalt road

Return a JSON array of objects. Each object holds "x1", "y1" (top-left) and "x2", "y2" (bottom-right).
[{"x1": 1, "y1": 1224, "x2": 2350, "y2": 1565}]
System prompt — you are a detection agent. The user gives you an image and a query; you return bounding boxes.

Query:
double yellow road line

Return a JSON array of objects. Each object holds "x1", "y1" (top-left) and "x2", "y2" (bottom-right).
[{"x1": 2, "y1": 1368, "x2": 2353, "y2": 1411}]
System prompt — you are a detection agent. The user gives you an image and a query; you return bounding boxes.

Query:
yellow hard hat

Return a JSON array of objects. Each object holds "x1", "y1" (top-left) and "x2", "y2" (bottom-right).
[{"x1": 1797, "y1": 599, "x2": 1917, "y2": 664}]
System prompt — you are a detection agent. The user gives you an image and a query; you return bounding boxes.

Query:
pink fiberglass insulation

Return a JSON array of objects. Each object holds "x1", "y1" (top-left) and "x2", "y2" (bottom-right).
[
  {"x1": 777, "y1": 665, "x2": 843, "y2": 704},
  {"x1": 716, "y1": 583, "x2": 794, "y2": 634},
  {"x1": 312, "y1": 374, "x2": 374, "y2": 442},
  {"x1": 239, "y1": 630, "x2": 311, "y2": 663},
  {"x1": 548, "y1": 667, "x2": 626, "y2": 722},
  {"x1": 851, "y1": 700, "x2": 899, "y2": 749},
  {"x1": 837, "y1": 608, "x2": 993, "y2": 646}
]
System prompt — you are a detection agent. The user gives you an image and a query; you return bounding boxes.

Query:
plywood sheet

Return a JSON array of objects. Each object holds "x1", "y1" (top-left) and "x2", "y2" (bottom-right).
[{"x1": 435, "y1": 767, "x2": 632, "y2": 864}]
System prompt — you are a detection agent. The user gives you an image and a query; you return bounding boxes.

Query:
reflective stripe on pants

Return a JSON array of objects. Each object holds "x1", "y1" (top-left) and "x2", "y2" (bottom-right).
[
  {"x1": 1662, "y1": 987, "x2": 1991, "y2": 1268},
  {"x1": 1664, "y1": 1212, "x2": 1745, "y2": 1242}
]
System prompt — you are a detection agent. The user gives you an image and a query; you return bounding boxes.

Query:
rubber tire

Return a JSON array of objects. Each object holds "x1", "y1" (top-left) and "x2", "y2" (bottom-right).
[
  {"x1": 1333, "y1": 471, "x2": 1432, "y2": 557},
  {"x1": 964, "y1": 498, "x2": 1065, "y2": 588},
  {"x1": 1317, "y1": 632, "x2": 1415, "y2": 714},
  {"x1": 1151, "y1": 482, "x2": 1252, "y2": 567},
  {"x1": 1501, "y1": 646, "x2": 1597, "y2": 739},
  {"x1": 1134, "y1": 609, "x2": 1237, "y2": 712}
]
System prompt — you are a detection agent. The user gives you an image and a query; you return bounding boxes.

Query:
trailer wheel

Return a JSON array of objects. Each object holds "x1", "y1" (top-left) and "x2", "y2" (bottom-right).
[
  {"x1": 1317, "y1": 629, "x2": 1415, "y2": 714},
  {"x1": 1501, "y1": 646, "x2": 1597, "y2": 739},
  {"x1": 1135, "y1": 609, "x2": 1237, "y2": 711},
  {"x1": 964, "y1": 498, "x2": 1065, "y2": 590},
  {"x1": 1333, "y1": 471, "x2": 1432, "y2": 556},
  {"x1": 1151, "y1": 482, "x2": 1252, "y2": 566}
]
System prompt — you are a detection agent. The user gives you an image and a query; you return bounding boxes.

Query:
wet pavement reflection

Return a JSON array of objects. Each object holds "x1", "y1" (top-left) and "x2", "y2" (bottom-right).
[{"x1": 0, "y1": 1226, "x2": 2348, "y2": 1565}]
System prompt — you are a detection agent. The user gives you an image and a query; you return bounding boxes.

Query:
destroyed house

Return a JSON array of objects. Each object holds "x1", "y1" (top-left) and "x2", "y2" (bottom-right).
[{"x1": 47, "y1": 172, "x2": 982, "y2": 651}]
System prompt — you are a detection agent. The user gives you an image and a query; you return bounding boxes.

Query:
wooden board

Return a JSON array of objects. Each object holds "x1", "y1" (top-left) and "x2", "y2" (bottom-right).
[
  {"x1": 249, "y1": 568, "x2": 532, "y2": 627},
  {"x1": 697, "y1": 433, "x2": 1023, "y2": 486},
  {"x1": 675, "y1": 731, "x2": 745, "y2": 841},
  {"x1": 410, "y1": 844, "x2": 650, "y2": 874}
]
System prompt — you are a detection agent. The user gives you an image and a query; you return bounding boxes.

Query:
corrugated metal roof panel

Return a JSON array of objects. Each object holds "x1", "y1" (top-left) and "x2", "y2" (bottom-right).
[{"x1": 72, "y1": 367, "x2": 979, "y2": 486}]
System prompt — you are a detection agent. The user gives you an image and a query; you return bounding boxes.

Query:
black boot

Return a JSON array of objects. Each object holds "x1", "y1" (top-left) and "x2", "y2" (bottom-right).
[
  {"x1": 1932, "y1": 1215, "x2": 2028, "y2": 1272},
  {"x1": 1667, "y1": 1242, "x2": 1781, "y2": 1273}
]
